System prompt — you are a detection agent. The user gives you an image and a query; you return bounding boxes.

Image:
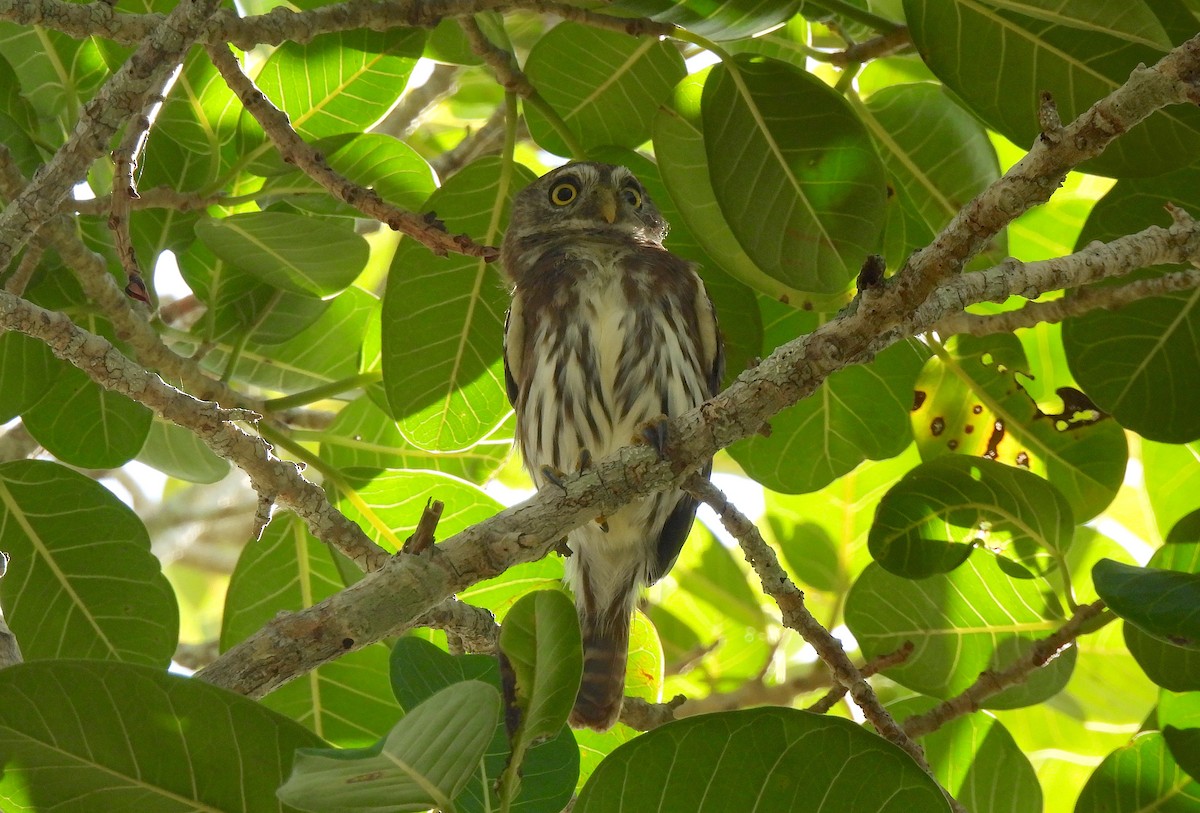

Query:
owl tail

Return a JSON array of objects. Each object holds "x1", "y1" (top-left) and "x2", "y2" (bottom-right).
[{"x1": 570, "y1": 606, "x2": 631, "y2": 731}]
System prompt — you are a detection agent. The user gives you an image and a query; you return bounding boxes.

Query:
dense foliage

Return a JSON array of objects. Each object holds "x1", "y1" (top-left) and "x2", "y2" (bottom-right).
[{"x1": 0, "y1": 0, "x2": 1198, "y2": 811}]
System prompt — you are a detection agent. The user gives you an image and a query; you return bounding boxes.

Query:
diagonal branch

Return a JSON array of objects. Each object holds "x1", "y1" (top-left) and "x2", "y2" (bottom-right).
[{"x1": 0, "y1": 0, "x2": 222, "y2": 271}]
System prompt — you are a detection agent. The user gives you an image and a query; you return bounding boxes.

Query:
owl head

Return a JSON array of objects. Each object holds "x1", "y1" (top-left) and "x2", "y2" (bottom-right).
[{"x1": 503, "y1": 162, "x2": 669, "y2": 257}]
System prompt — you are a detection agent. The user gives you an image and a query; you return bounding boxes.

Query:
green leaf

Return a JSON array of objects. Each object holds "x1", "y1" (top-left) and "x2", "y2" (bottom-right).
[
  {"x1": 136, "y1": 417, "x2": 229, "y2": 483},
  {"x1": 318, "y1": 395, "x2": 509, "y2": 484},
  {"x1": 0, "y1": 55, "x2": 42, "y2": 177},
  {"x1": 913, "y1": 334, "x2": 1126, "y2": 521},
  {"x1": 334, "y1": 469, "x2": 502, "y2": 552},
  {"x1": 177, "y1": 239, "x2": 331, "y2": 346},
  {"x1": 576, "y1": 707, "x2": 951, "y2": 812},
  {"x1": 1094, "y1": 558, "x2": 1200, "y2": 649},
  {"x1": 731, "y1": 302, "x2": 927, "y2": 493},
  {"x1": 674, "y1": 528, "x2": 766, "y2": 630},
  {"x1": 523, "y1": 22, "x2": 685, "y2": 157},
  {"x1": 0, "y1": 330, "x2": 59, "y2": 423},
  {"x1": 277, "y1": 681, "x2": 500, "y2": 813},
  {"x1": 259, "y1": 133, "x2": 436, "y2": 217},
  {"x1": 390, "y1": 638, "x2": 579, "y2": 813},
  {"x1": 1161, "y1": 689, "x2": 1200, "y2": 782},
  {"x1": 858, "y1": 83, "x2": 1003, "y2": 271},
  {"x1": 1075, "y1": 732, "x2": 1200, "y2": 812},
  {"x1": 0, "y1": 660, "x2": 323, "y2": 812},
  {"x1": 195, "y1": 212, "x2": 370, "y2": 298},
  {"x1": 609, "y1": 0, "x2": 802, "y2": 39},
  {"x1": 497, "y1": 590, "x2": 582, "y2": 804},
  {"x1": 458, "y1": 556, "x2": 565, "y2": 621},
  {"x1": 1123, "y1": 542, "x2": 1200, "y2": 691},
  {"x1": 892, "y1": 698, "x2": 1042, "y2": 812},
  {"x1": 1145, "y1": 442, "x2": 1200, "y2": 537},
  {"x1": 870, "y1": 455, "x2": 1074, "y2": 579},
  {"x1": 904, "y1": 0, "x2": 1200, "y2": 177},
  {"x1": 846, "y1": 556, "x2": 1074, "y2": 706},
  {"x1": 654, "y1": 69, "x2": 833, "y2": 308},
  {"x1": 382, "y1": 157, "x2": 534, "y2": 452},
  {"x1": 701, "y1": 56, "x2": 887, "y2": 294},
  {"x1": 0, "y1": 23, "x2": 112, "y2": 130},
  {"x1": 207, "y1": 286, "x2": 376, "y2": 392},
  {"x1": 20, "y1": 328, "x2": 153, "y2": 469},
  {"x1": 254, "y1": 28, "x2": 425, "y2": 141},
  {"x1": 1063, "y1": 170, "x2": 1200, "y2": 443},
  {"x1": 0, "y1": 460, "x2": 178, "y2": 666},
  {"x1": 221, "y1": 513, "x2": 396, "y2": 748}
]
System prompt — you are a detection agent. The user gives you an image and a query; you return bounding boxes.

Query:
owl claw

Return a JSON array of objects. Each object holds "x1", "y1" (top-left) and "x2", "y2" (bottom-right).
[
  {"x1": 637, "y1": 417, "x2": 670, "y2": 461},
  {"x1": 578, "y1": 448, "x2": 594, "y2": 471},
  {"x1": 594, "y1": 515, "x2": 609, "y2": 533},
  {"x1": 540, "y1": 465, "x2": 568, "y2": 492}
]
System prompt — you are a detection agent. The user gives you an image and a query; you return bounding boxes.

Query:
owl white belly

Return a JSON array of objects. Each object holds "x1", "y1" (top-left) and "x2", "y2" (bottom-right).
[{"x1": 519, "y1": 254, "x2": 706, "y2": 611}]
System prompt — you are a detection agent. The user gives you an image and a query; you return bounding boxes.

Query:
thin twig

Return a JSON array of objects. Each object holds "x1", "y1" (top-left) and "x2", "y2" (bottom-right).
[
  {"x1": 806, "y1": 641, "x2": 914, "y2": 714},
  {"x1": 402, "y1": 499, "x2": 445, "y2": 554},
  {"x1": 683, "y1": 475, "x2": 931, "y2": 771},
  {"x1": 903, "y1": 601, "x2": 1109, "y2": 738},
  {"x1": 204, "y1": 42, "x2": 498, "y2": 260}
]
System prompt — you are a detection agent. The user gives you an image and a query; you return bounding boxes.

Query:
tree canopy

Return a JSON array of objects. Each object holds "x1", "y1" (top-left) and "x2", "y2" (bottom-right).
[{"x1": 0, "y1": 1, "x2": 1199, "y2": 812}]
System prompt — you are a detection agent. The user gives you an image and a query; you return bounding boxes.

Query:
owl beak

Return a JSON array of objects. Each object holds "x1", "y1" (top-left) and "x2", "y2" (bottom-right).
[{"x1": 597, "y1": 189, "x2": 617, "y2": 224}]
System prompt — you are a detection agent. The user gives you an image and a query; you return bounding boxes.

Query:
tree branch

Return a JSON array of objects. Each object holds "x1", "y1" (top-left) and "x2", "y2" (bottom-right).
[
  {"x1": 684, "y1": 475, "x2": 930, "y2": 772},
  {"x1": 204, "y1": 42, "x2": 497, "y2": 261},
  {"x1": 0, "y1": 0, "x2": 221, "y2": 271},
  {"x1": 902, "y1": 601, "x2": 1109, "y2": 738}
]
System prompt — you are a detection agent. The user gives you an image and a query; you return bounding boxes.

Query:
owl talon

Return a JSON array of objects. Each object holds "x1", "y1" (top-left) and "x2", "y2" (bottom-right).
[
  {"x1": 578, "y1": 448, "x2": 594, "y2": 471},
  {"x1": 594, "y1": 515, "x2": 609, "y2": 533},
  {"x1": 540, "y1": 465, "x2": 568, "y2": 492},
  {"x1": 637, "y1": 417, "x2": 670, "y2": 461}
]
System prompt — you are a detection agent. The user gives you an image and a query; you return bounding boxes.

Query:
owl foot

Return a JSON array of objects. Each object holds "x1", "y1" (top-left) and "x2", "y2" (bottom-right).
[
  {"x1": 540, "y1": 465, "x2": 568, "y2": 492},
  {"x1": 577, "y1": 449, "x2": 609, "y2": 532},
  {"x1": 636, "y1": 417, "x2": 670, "y2": 461}
]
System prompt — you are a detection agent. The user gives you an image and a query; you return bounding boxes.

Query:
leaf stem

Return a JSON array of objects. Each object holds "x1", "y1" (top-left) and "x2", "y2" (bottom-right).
[
  {"x1": 262, "y1": 371, "x2": 381, "y2": 411},
  {"x1": 670, "y1": 28, "x2": 734, "y2": 62}
]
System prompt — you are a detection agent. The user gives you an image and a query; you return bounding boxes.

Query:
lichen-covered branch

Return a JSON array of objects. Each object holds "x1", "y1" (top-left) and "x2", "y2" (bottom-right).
[
  {"x1": 0, "y1": 0, "x2": 221, "y2": 270},
  {"x1": 902, "y1": 601, "x2": 1109, "y2": 738},
  {"x1": 205, "y1": 42, "x2": 497, "y2": 260}
]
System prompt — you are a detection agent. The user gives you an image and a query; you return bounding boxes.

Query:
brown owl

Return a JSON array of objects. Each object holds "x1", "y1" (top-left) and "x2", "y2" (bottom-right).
[{"x1": 501, "y1": 162, "x2": 723, "y2": 730}]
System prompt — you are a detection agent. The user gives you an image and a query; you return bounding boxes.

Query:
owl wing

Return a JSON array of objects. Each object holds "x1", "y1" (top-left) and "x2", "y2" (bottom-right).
[
  {"x1": 648, "y1": 265, "x2": 724, "y2": 585},
  {"x1": 502, "y1": 295, "x2": 524, "y2": 409}
]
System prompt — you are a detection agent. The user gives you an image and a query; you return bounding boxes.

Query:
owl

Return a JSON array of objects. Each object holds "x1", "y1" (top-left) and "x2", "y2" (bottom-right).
[{"x1": 501, "y1": 162, "x2": 723, "y2": 730}]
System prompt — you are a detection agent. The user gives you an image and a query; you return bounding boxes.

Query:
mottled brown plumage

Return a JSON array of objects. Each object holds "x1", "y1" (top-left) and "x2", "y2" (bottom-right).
[{"x1": 501, "y1": 162, "x2": 723, "y2": 731}]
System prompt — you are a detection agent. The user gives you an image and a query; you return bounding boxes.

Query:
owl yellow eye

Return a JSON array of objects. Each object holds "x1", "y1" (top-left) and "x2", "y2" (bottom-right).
[
  {"x1": 622, "y1": 186, "x2": 642, "y2": 208},
  {"x1": 549, "y1": 181, "x2": 578, "y2": 206}
]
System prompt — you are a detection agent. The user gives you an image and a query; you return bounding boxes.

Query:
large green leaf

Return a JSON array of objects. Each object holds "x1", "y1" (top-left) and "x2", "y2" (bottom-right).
[
  {"x1": 654, "y1": 69, "x2": 828, "y2": 307},
  {"x1": 0, "y1": 22, "x2": 113, "y2": 132},
  {"x1": 206, "y1": 286, "x2": 376, "y2": 392},
  {"x1": 1144, "y1": 442, "x2": 1200, "y2": 537},
  {"x1": 523, "y1": 22, "x2": 685, "y2": 157},
  {"x1": 382, "y1": 157, "x2": 533, "y2": 452},
  {"x1": 221, "y1": 513, "x2": 397, "y2": 748},
  {"x1": 730, "y1": 300, "x2": 927, "y2": 493},
  {"x1": 1062, "y1": 170, "x2": 1200, "y2": 443},
  {"x1": 0, "y1": 330, "x2": 58, "y2": 423},
  {"x1": 893, "y1": 698, "x2": 1043, "y2": 812},
  {"x1": 333, "y1": 469, "x2": 502, "y2": 552},
  {"x1": 846, "y1": 556, "x2": 1074, "y2": 707},
  {"x1": 389, "y1": 638, "x2": 578, "y2": 813},
  {"x1": 258, "y1": 134, "x2": 436, "y2": 218},
  {"x1": 858, "y1": 83, "x2": 1003, "y2": 270},
  {"x1": 575, "y1": 707, "x2": 950, "y2": 812},
  {"x1": 253, "y1": 28, "x2": 425, "y2": 141},
  {"x1": 497, "y1": 590, "x2": 582, "y2": 805},
  {"x1": 317, "y1": 394, "x2": 509, "y2": 484},
  {"x1": 1124, "y1": 542, "x2": 1200, "y2": 691},
  {"x1": 277, "y1": 681, "x2": 500, "y2": 813},
  {"x1": 0, "y1": 659, "x2": 323, "y2": 812},
  {"x1": 869, "y1": 455, "x2": 1074, "y2": 579},
  {"x1": 1161, "y1": 689, "x2": 1200, "y2": 784},
  {"x1": 609, "y1": 0, "x2": 802, "y2": 39},
  {"x1": 904, "y1": 0, "x2": 1200, "y2": 177},
  {"x1": 1075, "y1": 732, "x2": 1200, "y2": 812},
  {"x1": 0, "y1": 460, "x2": 178, "y2": 666},
  {"x1": 1095, "y1": 558, "x2": 1200, "y2": 649},
  {"x1": 701, "y1": 56, "x2": 887, "y2": 294},
  {"x1": 0, "y1": 55, "x2": 43, "y2": 177},
  {"x1": 195, "y1": 211, "x2": 370, "y2": 298},
  {"x1": 135, "y1": 417, "x2": 230, "y2": 484},
  {"x1": 913, "y1": 334, "x2": 1126, "y2": 521}
]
